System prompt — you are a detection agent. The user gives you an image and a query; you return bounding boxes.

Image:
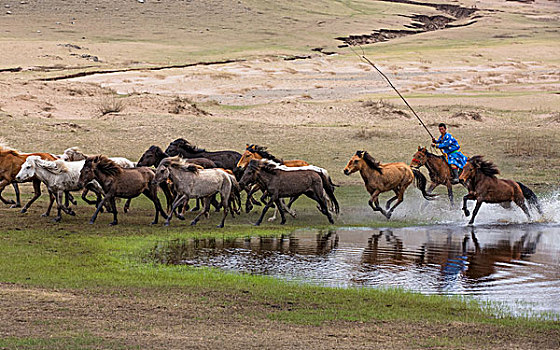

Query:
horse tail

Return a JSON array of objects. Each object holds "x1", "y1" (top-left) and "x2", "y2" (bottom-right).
[
  {"x1": 517, "y1": 182, "x2": 543, "y2": 215},
  {"x1": 412, "y1": 169, "x2": 437, "y2": 201},
  {"x1": 318, "y1": 172, "x2": 339, "y2": 214}
]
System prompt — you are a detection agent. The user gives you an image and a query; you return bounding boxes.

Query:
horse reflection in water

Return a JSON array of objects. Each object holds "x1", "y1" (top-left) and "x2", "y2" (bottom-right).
[
  {"x1": 147, "y1": 230, "x2": 339, "y2": 266},
  {"x1": 356, "y1": 227, "x2": 542, "y2": 291}
]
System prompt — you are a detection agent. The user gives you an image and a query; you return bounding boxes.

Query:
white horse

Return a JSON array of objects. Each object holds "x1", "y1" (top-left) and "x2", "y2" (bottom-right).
[
  {"x1": 154, "y1": 157, "x2": 238, "y2": 228},
  {"x1": 15, "y1": 156, "x2": 103, "y2": 222},
  {"x1": 61, "y1": 147, "x2": 136, "y2": 168}
]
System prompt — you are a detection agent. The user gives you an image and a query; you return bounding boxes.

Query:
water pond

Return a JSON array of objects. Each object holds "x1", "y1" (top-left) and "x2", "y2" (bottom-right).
[{"x1": 147, "y1": 224, "x2": 560, "y2": 319}]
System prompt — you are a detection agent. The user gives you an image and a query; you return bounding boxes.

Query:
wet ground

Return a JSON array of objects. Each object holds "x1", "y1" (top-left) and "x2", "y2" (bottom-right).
[{"x1": 147, "y1": 224, "x2": 560, "y2": 319}]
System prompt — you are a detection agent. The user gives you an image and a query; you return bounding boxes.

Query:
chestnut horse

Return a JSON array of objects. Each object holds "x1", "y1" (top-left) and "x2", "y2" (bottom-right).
[
  {"x1": 459, "y1": 156, "x2": 542, "y2": 225},
  {"x1": 237, "y1": 144, "x2": 309, "y2": 169},
  {"x1": 410, "y1": 146, "x2": 462, "y2": 207},
  {"x1": 343, "y1": 151, "x2": 435, "y2": 219},
  {"x1": 0, "y1": 144, "x2": 57, "y2": 212}
]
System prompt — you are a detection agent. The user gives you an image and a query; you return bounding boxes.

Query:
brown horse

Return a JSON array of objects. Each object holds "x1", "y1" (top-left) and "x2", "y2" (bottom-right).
[
  {"x1": 343, "y1": 151, "x2": 435, "y2": 219},
  {"x1": 459, "y1": 156, "x2": 542, "y2": 225},
  {"x1": 0, "y1": 145, "x2": 58, "y2": 212},
  {"x1": 78, "y1": 155, "x2": 167, "y2": 225},
  {"x1": 237, "y1": 144, "x2": 309, "y2": 169},
  {"x1": 410, "y1": 146, "x2": 462, "y2": 207}
]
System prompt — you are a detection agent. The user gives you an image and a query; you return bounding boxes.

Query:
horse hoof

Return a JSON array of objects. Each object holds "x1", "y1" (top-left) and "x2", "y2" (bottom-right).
[
  {"x1": 89, "y1": 221, "x2": 95, "y2": 225},
  {"x1": 53, "y1": 218, "x2": 61, "y2": 223},
  {"x1": 109, "y1": 222, "x2": 118, "y2": 226},
  {"x1": 164, "y1": 222, "x2": 170, "y2": 227},
  {"x1": 216, "y1": 224, "x2": 224, "y2": 228},
  {"x1": 68, "y1": 210, "x2": 76, "y2": 216},
  {"x1": 190, "y1": 221, "x2": 197, "y2": 226},
  {"x1": 464, "y1": 210, "x2": 470, "y2": 217},
  {"x1": 280, "y1": 221, "x2": 286, "y2": 225},
  {"x1": 20, "y1": 208, "x2": 27, "y2": 214},
  {"x1": 10, "y1": 204, "x2": 21, "y2": 209},
  {"x1": 7, "y1": 200, "x2": 16, "y2": 205},
  {"x1": 176, "y1": 215, "x2": 185, "y2": 221},
  {"x1": 253, "y1": 222, "x2": 261, "y2": 226}
]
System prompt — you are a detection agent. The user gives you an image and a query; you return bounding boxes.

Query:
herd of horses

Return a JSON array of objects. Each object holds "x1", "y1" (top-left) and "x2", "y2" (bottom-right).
[{"x1": 0, "y1": 139, "x2": 543, "y2": 227}]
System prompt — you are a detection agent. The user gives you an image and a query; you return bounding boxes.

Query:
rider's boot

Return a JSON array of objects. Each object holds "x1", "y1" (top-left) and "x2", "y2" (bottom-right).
[{"x1": 451, "y1": 167, "x2": 459, "y2": 185}]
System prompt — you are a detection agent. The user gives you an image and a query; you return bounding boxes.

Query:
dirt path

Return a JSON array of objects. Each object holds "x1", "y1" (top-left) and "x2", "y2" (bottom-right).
[{"x1": 1, "y1": 283, "x2": 558, "y2": 349}]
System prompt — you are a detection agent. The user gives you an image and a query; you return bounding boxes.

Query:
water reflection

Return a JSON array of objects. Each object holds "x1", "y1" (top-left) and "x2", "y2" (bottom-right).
[{"x1": 147, "y1": 225, "x2": 560, "y2": 318}]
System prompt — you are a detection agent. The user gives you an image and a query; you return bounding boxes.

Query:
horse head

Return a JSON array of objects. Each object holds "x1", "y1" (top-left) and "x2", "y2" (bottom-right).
[
  {"x1": 237, "y1": 144, "x2": 258, "y2": 169},
  {"x1": 343, "y1": 151, "x2": 365, "y2": 175},
  {"x1": 410, "y1": 146, "x2": 428, "y2": 169},
  {"x1": 238, "y1": 159, "x2": 261, "y2": 189},
  {"x1": 137, "y1": 145, "x2": 165, "y2": 167},
  {"x1": 15, "y1": 156, "x2": 40, "y2": 182},
  {"x1": 78, "y1": 155, "x2": 101, "y2": 187},
  {"x1": 153, "y1": 160, "x2": 171, "y2": 185}
]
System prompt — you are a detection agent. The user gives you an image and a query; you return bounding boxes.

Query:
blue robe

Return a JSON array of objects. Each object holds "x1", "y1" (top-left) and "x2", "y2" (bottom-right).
[{"x1": 436, "y1": 133, "x2": 467, "y2": 169}]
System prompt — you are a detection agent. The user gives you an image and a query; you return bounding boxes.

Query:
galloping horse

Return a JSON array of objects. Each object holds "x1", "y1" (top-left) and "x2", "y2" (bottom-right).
[
  {"x1": 343, "y1": 151, "x2": 436, "y2": 219},
  {"x1": 410, "y1": 146, "x2": 462, "y2": 207},
  {"x1": 0, "y1": 144, "x2": 57, "y2": 212},
  {"x1": 78, "y1": 156, "x2": 167, "y2": 226},
  {"x1": 459, "y1": 156, "x2": 542, "y2": 225},
  {"x1": 239, "y1": 159, "x2": 336, "y2": 226}
]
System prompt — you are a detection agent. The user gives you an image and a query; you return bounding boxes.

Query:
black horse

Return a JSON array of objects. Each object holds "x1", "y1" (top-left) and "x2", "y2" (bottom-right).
[{"x1": 165, "y1": 139, "x2": 241, "y2": 172}]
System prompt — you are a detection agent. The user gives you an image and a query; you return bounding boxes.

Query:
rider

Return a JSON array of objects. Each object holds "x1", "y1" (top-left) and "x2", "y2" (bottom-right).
[{"x1": 432, "y1": 123, "x2": 467, "y2": 185}]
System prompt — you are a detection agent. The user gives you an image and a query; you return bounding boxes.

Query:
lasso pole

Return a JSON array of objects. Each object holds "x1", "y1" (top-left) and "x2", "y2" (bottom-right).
[{"x1": 349, "y1": 46, "x2": 436, "y2": 141}]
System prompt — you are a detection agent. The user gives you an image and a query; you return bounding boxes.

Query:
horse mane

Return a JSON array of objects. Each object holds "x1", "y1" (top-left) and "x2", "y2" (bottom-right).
[
  {"x1": 247, "y1": 144, "x2": 283, "y2": 164},
  {"x1": 359, "y1": 151, "x2": 382, "y2": 174},
  {"x1": 163, "y1": 156, "x2": 203, "y2": 173},
  {"x1": 470, "y1": 155, "x2": 500, "y2": 177},
  {"x1": 35, "y1": 158, "x2": 69, "y2": 174},
  {"x1": 148, "y1": 145, "x2": 166, "y2": 156},
  {"x1": 95, "y1": 155, "x2": 123, "y2": 176}
]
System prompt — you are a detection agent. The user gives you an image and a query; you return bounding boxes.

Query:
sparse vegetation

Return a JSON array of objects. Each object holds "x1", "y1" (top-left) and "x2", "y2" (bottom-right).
[{"x1": 97, "y1": 95, "x2": 125, "y2": 116}]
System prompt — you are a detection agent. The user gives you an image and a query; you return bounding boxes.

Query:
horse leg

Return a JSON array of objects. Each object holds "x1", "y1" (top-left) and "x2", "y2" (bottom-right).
[
  {"x1": 191, "y1": 197, "x2": 211, "y2": 226},
  {"x1": 53, "y1": 191, "x2": 64, "y2": 222},
  {"x1": 462, "y1": 192, "x2": 476, "y2": 217},
  {"x1": 20, "y1": 179, "x2": 42, "y2": 213},
  {"x1": 65, "y1": 192, "x2": 77, "y2": 206},
  {"x1": 143, "y1": 187, "x2": 167, "y2": 225},
  {"x1": 468, "y1": 200, "x2": 483, "y2": 226},
  {"x1": 0, "y1": 179, "x2": 16, "y2": 205},
  {"x1": 254, "y1": 197, "x2": 275, "y2": 226},
  {"x1": 42, "y1": 191, "x2": 56, "y2": 217},
  {"x1": 275, "y1": 199, "x2": 287, "y2": 225},
  {"x1": 386, "y1": 190, "x2": 406, "y2": 220},
  {"x1": 211, "y1": 193, "x2": 222, "y2": 212},
  {"x1": 159, "y1": 182, "x2": 174, "y2": 212},
  {"x1": 11, "y1": 182, "x2": 21, "y2": 208},
  {"x1": 285, "y1": 196, "x2": 298, "y2": 217},
  {"x1": 447, "y1": 182, "x2": 454, "y2": 209},
  {"x1": 191, "y1": 198, "x2": 201, "y2": 212},
  {"x1": 109, "y1": 197, "x2": 119, "y2": 226},
  {"x1": 89, "y1": 196, "x2": 108, "y2": 224},
  {"x1": 218, "y1": 192, "x2": 229, "y2": 228},
  {"x1": 514, "y1": 197, "x2": 532, "y2": 221},
  {"x1": 123, "y1": 199, "x2": 132, "y2": 213},
  {"x1": 385, "y1": 189, "x2": 399, "y2": 211},
  {"x1": 165, "y1": 194, "x2": 187, "y2": 226},
  {"x1": 305, "y1": 190, "x2": 334, "y2": 224},
  {"x1": 367, "y1": 190, "x2": 388, "y2": 218}
]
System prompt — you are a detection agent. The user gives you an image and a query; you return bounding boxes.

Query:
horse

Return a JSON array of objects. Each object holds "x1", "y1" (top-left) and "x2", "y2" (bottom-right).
[
  {"x1": 410, "y1": 146, "x2": 462, "y2": 207},
  {"x1": 164, "y1": 138, "x2": 241, "y2": 172},
  {"x1": 237, "y1": 144, "x2": 309, "y2": 169},
  {"x1": 153, "y1": 157, "x2": 238, "y2": 228},
  {"x1": 0, "y1": 144, "x2": 58, "y2": 212},
  {"x1": 78, "y1": 156, "x2": 167, "y2": 226},
  {"x1": 343, "y1": 151, "x2": 436, "y2": 219},
  {"x1": 137, "y1": 145, "x2": 220, "y2": 212},
  {"x1": 239, "y1": 159, "x2": 337, "y2": 226},
  {"x1": 15, "y1": 157, "x2": 105, "y2": 222},
  {"x1": 458, "y1": 156, "x2": 542, "y2": 225}
]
